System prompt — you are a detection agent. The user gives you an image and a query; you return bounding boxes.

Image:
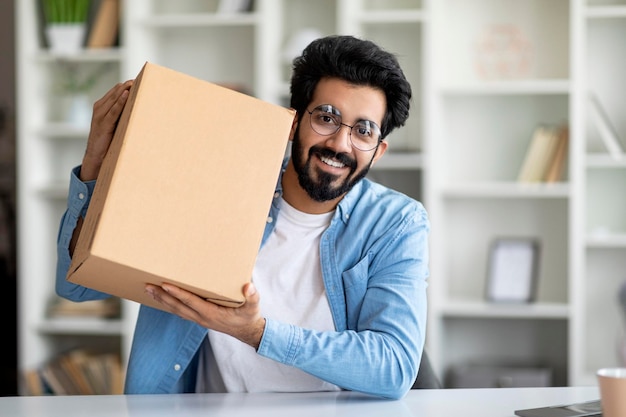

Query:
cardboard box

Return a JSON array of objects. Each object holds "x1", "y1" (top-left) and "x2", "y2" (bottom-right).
[{"x1": 67, "y1": 62, "x2": 295, "y2": 309}]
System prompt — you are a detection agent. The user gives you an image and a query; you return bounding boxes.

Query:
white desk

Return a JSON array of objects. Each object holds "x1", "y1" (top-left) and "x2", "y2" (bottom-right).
[{"x1": 0, "y1": 386, "x2": 599, "y2": 417}]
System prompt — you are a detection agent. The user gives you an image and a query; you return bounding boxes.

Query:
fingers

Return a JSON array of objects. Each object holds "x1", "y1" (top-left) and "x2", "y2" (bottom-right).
[
  {"x1": 243, "y1": 282, "x2": 260, "y2": 306},
  {"x1": 145, "y1": 283, "x2": 204, "y2": 321},
  {"x1": 80, "y1": 80, "x2": 134, "y2": 181},
  {"x1": 93, "y1": 79, "x2": 134, "y2": 127},
  {"x1": 145, "y1": 281, "x2": 265, "y2": 349}
]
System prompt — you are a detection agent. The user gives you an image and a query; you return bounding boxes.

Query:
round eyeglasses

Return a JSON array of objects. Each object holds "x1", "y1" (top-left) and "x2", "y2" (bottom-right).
[{"x1": 306, "y1": 104, "x2": 382, "y2": 151}]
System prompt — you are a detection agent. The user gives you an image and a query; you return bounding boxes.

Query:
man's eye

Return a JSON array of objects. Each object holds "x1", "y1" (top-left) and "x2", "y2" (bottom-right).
[
  {"x1": 355, "y1": 123, "x2": 372, "y2": 137},
  {"x1": 320, "y1": 114, "x2": 337, "y2": 125}
]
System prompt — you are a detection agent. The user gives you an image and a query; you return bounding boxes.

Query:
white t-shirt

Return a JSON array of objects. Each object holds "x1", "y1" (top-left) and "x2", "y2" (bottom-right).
[{"x1": 196, "y1": 198, "x2": 341, "y2": 393}]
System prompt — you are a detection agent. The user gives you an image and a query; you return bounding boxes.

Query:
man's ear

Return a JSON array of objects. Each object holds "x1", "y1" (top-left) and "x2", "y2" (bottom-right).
[
  {"x1": 370, "y1": 140, "x2": 388, "y2": 166},
  {"x1": 288, "y1": 112, "x2": 298, "y2": 141}
]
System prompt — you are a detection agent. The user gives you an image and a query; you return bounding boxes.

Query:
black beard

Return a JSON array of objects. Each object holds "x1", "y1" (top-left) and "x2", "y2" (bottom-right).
[{"x1": 291, "y1": 126, "x2": 375, "y2": 202}]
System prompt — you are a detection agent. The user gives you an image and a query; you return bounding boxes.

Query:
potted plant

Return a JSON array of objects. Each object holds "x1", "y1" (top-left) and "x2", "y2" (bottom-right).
[
  {"x1": 41, "y1": 0, "x2": 90, "y2": 54},
  {"x1": 53, "y1": 61, "x2": 114, "y2": 127}
]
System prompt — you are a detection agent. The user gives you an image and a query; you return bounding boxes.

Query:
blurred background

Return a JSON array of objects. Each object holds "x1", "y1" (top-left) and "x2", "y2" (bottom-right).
[
  {"x1": 0, "y1": 0, "x2": 17, "y2": 397},
  {"x1": 4, "y1": 0, "x2": 626, "y2": 397}
]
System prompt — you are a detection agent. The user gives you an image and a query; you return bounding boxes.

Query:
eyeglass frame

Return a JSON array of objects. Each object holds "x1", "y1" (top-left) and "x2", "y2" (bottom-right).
[{"x1": 305, "y1": 104, "x2": 383, "y2": 152}]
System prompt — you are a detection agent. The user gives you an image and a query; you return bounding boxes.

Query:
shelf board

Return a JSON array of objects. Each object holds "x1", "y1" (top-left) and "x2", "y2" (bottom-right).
[
  {"x1": 37, "y1": 317, "x2": 124, "y2": 336},
  {"x1": 586, "y1": 233, "x2": 626, "y2": 248},
  {"x1": 441, "y1": 181, "x2": 570, "y2": 199},
  {"x1": 372, "y1": 151, "x2": 423, "y2": 170},
  {"x1": 586, "y1": 5, "x2": 626, "y2": 19},
  {"x1": 440, "y1": 79, "x2": 570, "y2": 96},
  {"x1": 359, "y1": 10, "x2": 426, "y2": 24},
  {"x1": 36, "y1": 123, "x2": 89, "y2": 139},
  {"x1": 140, "y1": 13, "x2": 258, "y2": 28},
  {"x1": 586, "y1": 153, "x2": 626, "y2": 167},
  {"x1": 437, "y1": 299, "x2": 570, "y2": 319},
  {"x1": 36, "y1": 48, "x2": 123, "y2": 63}
]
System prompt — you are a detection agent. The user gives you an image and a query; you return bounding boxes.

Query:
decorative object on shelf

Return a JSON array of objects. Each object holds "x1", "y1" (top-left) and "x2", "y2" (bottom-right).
[
  {"x1": 475, "y1": 24, "x2": 532, "y2": 80},
  {"x1": 588, "y1": 92, "x2": 625, "y2": 160},
  {"x1": 41, "y1": 0, "x2": 90, "y2": 55},
  {"x1": 485, "y1": 237, "x2": 540, "y2": 303},
  {"x1": 53, "y1": 61, "x2": 113, "y2": 127},
  {"x1": 216, "y1": 0, "x2": 252, "y2": 15},
  {"x1": 517, "y1": 124, "x2": 568, "y2": 183},
  {"x1": 86, "y1": 0, "x2": 119, "y2": 49}
]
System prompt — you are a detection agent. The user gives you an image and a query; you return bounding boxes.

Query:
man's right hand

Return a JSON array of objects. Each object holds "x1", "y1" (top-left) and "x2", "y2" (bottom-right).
[{"x1": 79, "y1": 80, "x2": 134, "y2": 182}]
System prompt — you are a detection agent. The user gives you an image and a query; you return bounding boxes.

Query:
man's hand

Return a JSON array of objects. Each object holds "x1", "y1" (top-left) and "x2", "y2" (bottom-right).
[
  {"x1": 80, "y1": 79, "x2": 134, "y2": 181},
  {"x1": 144, "y1": 282, "x2": 266, "y2": 350}
]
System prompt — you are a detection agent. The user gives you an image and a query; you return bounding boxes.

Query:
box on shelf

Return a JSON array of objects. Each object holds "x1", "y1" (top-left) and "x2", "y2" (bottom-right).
[
  {"x1": 67, "y1": 62, "x2": 296, "y2": 309},
  {"x1": 446, "y1": 363, "x2": 553, "y2": 388}
]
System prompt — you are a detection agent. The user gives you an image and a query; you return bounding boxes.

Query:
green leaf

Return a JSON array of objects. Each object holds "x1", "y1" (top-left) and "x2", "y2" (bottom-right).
[{"x1": 42, "y1": 0, "x2": 90, "y2": 23}]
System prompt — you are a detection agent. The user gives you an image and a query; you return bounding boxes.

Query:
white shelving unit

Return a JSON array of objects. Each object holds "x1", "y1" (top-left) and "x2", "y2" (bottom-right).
[
  {"x1": 15, "y1": 0, "x2": 127, "y2": 386},
  {"x1": 426, "y1": 0, "x2": 626, "y2": 388},
  {"x1": 575, "y1": 0, "x2": 626, "y2": 386},
  {"x1": 16, "y1": 0, "x2": 626, "y2": 394}
]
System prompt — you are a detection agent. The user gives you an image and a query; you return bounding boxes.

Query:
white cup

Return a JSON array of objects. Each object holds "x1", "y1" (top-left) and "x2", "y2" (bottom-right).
[{"x1": 597, "y1": 367, "x2": 626, "y2": 417}]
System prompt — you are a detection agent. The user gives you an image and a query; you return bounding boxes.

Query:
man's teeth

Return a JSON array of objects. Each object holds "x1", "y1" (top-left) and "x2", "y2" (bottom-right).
[{"x1": 321, "y1": 156, "x2": 345, "y2": 168}]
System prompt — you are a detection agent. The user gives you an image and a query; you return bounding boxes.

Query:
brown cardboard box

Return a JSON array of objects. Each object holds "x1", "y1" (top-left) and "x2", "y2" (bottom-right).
[{"x1": 67, "y1": 62, "x2": 295, "y2": 309}]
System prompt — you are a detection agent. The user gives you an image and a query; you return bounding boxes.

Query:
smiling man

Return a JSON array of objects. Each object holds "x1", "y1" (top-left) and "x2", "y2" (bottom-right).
[{"x1": 56, "y1": 35, "x2": 430, "y2": 400}]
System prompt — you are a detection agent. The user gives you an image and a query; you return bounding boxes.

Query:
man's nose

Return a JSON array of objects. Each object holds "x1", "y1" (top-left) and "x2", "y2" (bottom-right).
[{"x1": 327, "y1": 123, "x2": 353, "y2": 151}]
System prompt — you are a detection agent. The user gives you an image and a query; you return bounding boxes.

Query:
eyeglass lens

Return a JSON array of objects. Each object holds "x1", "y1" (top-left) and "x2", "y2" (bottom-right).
[{"x1": 308, "y1": 104, "x2": 381, "y2": 151}]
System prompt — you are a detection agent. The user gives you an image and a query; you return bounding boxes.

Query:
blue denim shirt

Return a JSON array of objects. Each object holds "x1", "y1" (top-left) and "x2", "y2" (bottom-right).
[{"x1": 56, "y1": 160, "x2": 430, "y2": 399}]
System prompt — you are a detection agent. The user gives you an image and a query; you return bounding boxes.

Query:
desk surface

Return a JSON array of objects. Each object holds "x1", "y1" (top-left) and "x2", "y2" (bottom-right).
[{"x1": 0, "y1": 386, "x2": 600, "y2": 417}]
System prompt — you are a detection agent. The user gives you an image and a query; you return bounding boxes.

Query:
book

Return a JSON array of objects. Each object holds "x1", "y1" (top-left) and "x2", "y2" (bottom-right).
[
  {"x1": 86, "y1": 0, "x2": 120, "y2": 48},
  {"x1": 22, "y1": 368, "x2": 46, "y2": 396},
  {"x1": 47, "y1": 296, "x2": 121, "y2": 318},
  {"x1": 588, "y1": 93, "x2": 624, "y2": 160},
  {"x1": 58, "y1": 351, "x2": 95, "y2": 395},
  {"x1": 517, "y1": 126, "x2": 560, "y2": 183},
  {"x1": 37, "y1": 350, "x2": 124, "y2": 395},
  {"x1": 543, "y1": 125, "x2": 569, "y2": 183},
  {"x1": 40, "y1": 360, "x2": 71, "y2": 395},
  {"x1": 104, "y1": 353, "x2": 124, "y2": 394}
]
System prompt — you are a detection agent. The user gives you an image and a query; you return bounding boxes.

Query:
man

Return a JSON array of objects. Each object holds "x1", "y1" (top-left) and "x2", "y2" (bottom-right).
[{"x1": 56, "y1": 35, "x2": 429, "y2": 399}]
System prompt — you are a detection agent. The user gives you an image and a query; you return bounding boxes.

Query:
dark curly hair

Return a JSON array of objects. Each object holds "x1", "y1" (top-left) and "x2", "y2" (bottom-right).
[{"x1": 289, "y1": 35, "x2": 412, "y2": 140}]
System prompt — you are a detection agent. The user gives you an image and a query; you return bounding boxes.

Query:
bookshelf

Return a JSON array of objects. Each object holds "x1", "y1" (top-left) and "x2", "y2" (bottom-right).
[
  {"x1": 15, "y1": 0, "x2": 626, "y2": 394},
  {"x1": 426, "y1": 0, "x2": 626, "y2": 388},
  {"x1": 577, "y1": 0, "x2": 626, "y2": 386}
]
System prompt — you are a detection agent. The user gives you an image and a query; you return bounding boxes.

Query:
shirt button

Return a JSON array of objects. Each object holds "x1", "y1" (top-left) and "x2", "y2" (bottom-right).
[
  {"x1": 78, "y1": 192, "x2": 85, "y2": 200},
  {"x1": 274, "y1": 192, "x2": 280, "y2": 198},
  {"x1": 267, "y1": 217, "x2": 273, "y2": 224},
  {"x1": 174, "y1": 364, "x2": 181, "y2": 371},
  {"x1": 345, "y1": 214, "x2": 349, "y2": 220}
]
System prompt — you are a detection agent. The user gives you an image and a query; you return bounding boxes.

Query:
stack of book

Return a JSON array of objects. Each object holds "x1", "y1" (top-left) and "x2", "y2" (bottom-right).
[
  {"x1": 517, "y1": 124, "x2": 569, "y2": 183},
  {"x1": 22, "y1": 350, "x2": 124, "y2": 395},
  {"x1": 47, "y1": 296, "x2": 121, "y2": 319}
]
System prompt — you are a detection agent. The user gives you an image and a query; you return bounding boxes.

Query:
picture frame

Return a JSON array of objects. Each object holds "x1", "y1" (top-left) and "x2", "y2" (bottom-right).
[{"x1": 485, "y1": 238, "x2": 540, "y2": 303}]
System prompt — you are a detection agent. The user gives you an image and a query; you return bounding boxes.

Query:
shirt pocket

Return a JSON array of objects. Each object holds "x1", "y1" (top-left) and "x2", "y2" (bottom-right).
[{"x1": 342, "y1": 255, "x2": 369, "y2": 330}]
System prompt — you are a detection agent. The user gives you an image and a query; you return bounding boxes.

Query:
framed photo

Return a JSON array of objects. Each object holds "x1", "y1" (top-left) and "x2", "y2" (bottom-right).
[{"x1": 485, "y1": 238, "x2": 540, "y2": 303}]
